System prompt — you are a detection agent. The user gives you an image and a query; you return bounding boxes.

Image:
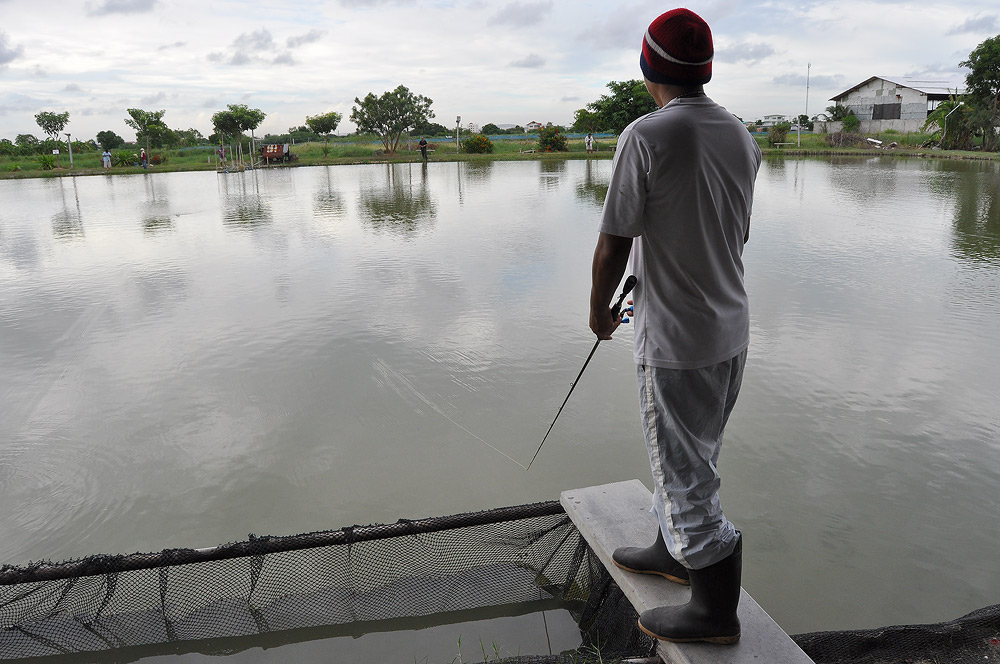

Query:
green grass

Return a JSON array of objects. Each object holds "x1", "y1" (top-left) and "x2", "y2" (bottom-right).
[{"x1": 3, "y1": 131, "x2": 997, "y2": 180}]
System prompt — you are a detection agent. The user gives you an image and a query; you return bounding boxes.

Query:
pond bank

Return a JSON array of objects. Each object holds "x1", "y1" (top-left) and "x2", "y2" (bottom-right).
[{"x1": 2, "y1": 145, "x2": 998, "y2": 180}]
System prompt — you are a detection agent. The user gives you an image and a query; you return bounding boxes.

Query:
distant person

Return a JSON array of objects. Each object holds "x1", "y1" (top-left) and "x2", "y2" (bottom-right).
[
  {"x1": 419, "y1": 137, "x2": 428, "y2": 161},
  {"x1": 585, "y1": 133, "x2": 594, "y2": 153},
  {"x1": 590, "y1": 7, "x2": 760, "y2": 646},
  {"x1": 140, "y1": 148, "x2": 148, "y2": 169},
  {"x1": 102, "y1": 150, "x2": 112, "y2": 169}
]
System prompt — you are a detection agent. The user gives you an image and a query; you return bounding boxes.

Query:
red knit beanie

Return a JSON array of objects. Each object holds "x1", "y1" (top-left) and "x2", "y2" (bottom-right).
[{"x1": 640, "y1": 8, "x2": 714, "y2": 86}]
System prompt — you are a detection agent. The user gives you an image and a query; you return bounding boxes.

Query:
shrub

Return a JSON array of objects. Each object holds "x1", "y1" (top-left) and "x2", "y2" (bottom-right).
[
  {"x1": 113, "y1": 150, "x2": 137, "y2": 167},
  {"x1": 825, "y1": 132, "x2": 866, "y2": 148},
  {"x1": 6, "y1": 162, "x2": 22, "y2": 172},
  {"x1": 767, "y1": 122, "x2": 791, "y2": 146},
  {"x1": 842, "y1": 113, "x2": 860, "y2": 132},
  {"x1": 149, "y1": 154, "x2": 167, "y2": 165},
  {"x1": 37, "y1": 154, "x2": 56, "y2": 170},
  {"x1": 461, "y1": 134, "x2": 494, "y2": 154},
  {"x1": 538, "y1": 125, "x2": 568, "y2": 152}
]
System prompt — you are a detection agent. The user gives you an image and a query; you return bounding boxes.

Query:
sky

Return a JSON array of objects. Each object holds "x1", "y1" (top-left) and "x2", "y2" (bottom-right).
[{"x1": 0, "y1": 0, "x2": 997, "y2": 143}]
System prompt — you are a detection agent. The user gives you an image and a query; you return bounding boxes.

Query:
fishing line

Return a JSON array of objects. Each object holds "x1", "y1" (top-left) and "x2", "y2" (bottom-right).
[{"x1": 525, "y1": 275, "x2": 636, "y2": 470}]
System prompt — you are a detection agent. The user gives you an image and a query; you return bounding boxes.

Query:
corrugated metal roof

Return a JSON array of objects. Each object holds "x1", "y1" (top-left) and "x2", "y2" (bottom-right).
[{"x1": 830, "y1": 75, "x2": 966, "y2": 100}]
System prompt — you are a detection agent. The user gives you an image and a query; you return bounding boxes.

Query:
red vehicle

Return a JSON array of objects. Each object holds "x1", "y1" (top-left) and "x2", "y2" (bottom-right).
[{"x1": 261, "y1": 143, "x2": 290, "y2": 164}]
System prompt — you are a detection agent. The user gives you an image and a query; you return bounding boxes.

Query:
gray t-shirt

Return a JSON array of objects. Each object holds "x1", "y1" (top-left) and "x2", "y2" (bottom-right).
[{"x1": 598, "y1": 95, "x2": 761, "y2": 369}]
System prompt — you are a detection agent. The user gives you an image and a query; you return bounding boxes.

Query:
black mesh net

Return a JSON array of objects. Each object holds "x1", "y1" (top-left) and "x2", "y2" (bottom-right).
[
  {"x1": 0, "y1": 501, "x2": 653, "y2": 663},
  {"x1": 792, "y1": 604, "x2": 1000, "y2": 664}
]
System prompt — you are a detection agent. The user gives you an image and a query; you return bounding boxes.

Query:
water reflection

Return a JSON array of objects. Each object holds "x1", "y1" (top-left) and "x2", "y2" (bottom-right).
[
  {"x1": 313, "y1": 167, "x2": 345, "y2": 222},
  {"x1": 461, "y1": 160, "x2": 494, "y2": 184},
  {"x1": 141, "y1": 175, "x2": 173, "y2": 234},
  {"x1": 51, "y1": 177, "x2": 83, "y2": 240},
  {"x1": 949, "y1": 163, "x2": 1000, "y2": 263},
  {"x1": 219, "y1": 171, "x2": 273, "y2": 229},
  {"x1": 358, "y1": 163, "x2": 435, "y2": 235},
  {"x1": 538, "y1": 159, "x2": 565, "y2": 190},
  {"x1": 575, "y1": 159, "x2": 608, "y2": 209}
]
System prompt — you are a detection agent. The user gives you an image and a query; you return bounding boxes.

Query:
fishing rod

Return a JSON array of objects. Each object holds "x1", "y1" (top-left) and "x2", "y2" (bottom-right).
[{"x1": 525, "y1": 275, "x2": 636, "y2": 471}]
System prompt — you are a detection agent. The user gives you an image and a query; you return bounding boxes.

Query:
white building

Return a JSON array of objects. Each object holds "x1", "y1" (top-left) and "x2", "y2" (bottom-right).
[
  {"x1": 759, "y1": 114, "x2": 790, "y2": 128},
  {"x1": 525, "y1": 121, "x2": 543, "y2": 132},
  {"x1": 827, "y1": 75, "x2": 965, "y2": 132}
]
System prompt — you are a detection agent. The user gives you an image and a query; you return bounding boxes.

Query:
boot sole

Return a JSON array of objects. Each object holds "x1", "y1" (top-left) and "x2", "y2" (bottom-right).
[
  {"x1": 612, "y1": 559, "x2": 691, "y2": 586},
  {"x1": 638, "y1": 619, "x2": 740, "y2": 645}
]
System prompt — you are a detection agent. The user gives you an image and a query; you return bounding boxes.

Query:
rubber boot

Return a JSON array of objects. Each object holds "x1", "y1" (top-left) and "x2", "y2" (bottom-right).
[
  {"x1": 637, "y1": 533, "x2": 742, "y2": 644},
  {"x1": 612, "y1": 527, "x2": 690, "y2": 585}
]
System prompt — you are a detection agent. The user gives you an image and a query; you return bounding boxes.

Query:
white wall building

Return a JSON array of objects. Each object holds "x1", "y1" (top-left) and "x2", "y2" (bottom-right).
[{"x1": 826, "y1": 76, "x2": 965, "y2": 133}]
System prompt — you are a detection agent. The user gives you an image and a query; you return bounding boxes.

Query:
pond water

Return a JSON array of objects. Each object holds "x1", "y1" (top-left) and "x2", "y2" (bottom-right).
[{"x1": 1, "y1": 157, "x2": 999, "y2": 645}]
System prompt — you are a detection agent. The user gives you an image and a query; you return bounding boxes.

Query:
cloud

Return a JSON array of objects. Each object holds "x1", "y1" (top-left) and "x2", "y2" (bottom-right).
[
  {"x1": 488, "y1": 1, "x2": 553, "y2": 27},
  {"x1": 86, "y1": 0, "x2": 156, "y2": 16},
  {"x1": 157, "y1": 41, "x2": 186, "y2": 51},
  {"x1": 576, "y1": 6, "x2": 646, "y2": 50},
  {"x1": 946, "y1": 13, "x2": 998, "y2": 34},
  {"x1": 208, "y1": 28, "x2": 297, "y2": 66},
  {"x1": 339, "y1": 0, "x2": 414, "y2": 6},
  {"x1": 717, "y1": 41, "x2": 776, "y2": 65},
  {"x1": 140, "y1": 91, "x2": 167, "y2": 104},
  {"x1": 509, "y1": 53, "x2": 545, "y2": 68},
  {"x1": 561, "y1": 96, "x2": 580, "y2": 102},
  {"x1": 0, "y1": 30, "x2": 24, "y2": 66},
  {"x1": 202, "y1": 98, "x2": 218, "y2": 108},
  {"x1": 62, "y1": 83, "x2": 85, "y2": 93},
  {"x1": 773, "y1": 73, "x2": 844, "y2": 89},
  {"x1": 287, "y1": 29, "x2": 325, "y2": 48}
]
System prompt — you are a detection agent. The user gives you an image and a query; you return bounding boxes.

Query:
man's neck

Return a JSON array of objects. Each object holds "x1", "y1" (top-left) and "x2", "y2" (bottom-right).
[{"x1": 647, "y1": 82, "x2": 705, "y2": 108}]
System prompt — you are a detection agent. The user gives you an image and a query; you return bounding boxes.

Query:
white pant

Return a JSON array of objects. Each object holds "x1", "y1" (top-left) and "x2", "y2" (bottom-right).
[{"x1": 636, "y1": 350, "x2": 745, "y2": 570}]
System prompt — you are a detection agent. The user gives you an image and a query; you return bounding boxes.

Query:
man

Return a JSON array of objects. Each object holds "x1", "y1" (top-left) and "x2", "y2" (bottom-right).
[
  {"x1": 418, "y1": 137, "x2": 429, "y2": 161},
  {"x1": 102, "y1": 149, "x2": 112, "y2": 169},
  {"x1": 585, "y1": 132, "x2": 594, "y2": 153},
  {"x1": 589, "y1": 7, "x2": 761, "y2": 645}
]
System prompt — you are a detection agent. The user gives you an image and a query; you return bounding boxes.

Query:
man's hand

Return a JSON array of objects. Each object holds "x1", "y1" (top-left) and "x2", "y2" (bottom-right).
[
  {"x1": 590, "y1": 232, "x2": 634, "y2": 340},
  {"x1": 590, "y1": 305, "x2": 622, "y2": 340}
]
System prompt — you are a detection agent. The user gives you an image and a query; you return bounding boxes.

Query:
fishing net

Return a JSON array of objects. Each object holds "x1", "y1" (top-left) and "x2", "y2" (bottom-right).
[
  {"x1": 792, "y1": 604, "x2": 1000, "y2": 664},
  {"x1": 0, "y1": 501, "x2": 653, "y2": 663}
]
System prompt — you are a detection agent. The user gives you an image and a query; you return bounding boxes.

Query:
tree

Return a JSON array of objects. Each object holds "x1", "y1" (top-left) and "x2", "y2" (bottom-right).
[
  {"x1": 350, "y1": 85, "x2": 435, "y2": 154},
  {"x1": 821, "y1": 104, "x2": 851, "y2": 121},
  {"x1": 212, "y1": 104, "x2": 266, "y2": 145},
  {"x1": 212, "y1": 110, "x2": 241, "y2": 143},
  {"x1": 960, "y1": 34, "x2": 1000, "y2": 152},
  {"x1": 174, "y1": 127, "x2": 206, "y2": 147},
  {"x1": 571, "y1": 108, "x2": 601, "y2": 133},
  {"x1": 227, "y1": 104, "x2": 266, "y2": 139},
  {"x1": 15, "y1": 133, "x2": 39, "y2": 155},
  {"x1": 412, "y1": 119, "x2": 449, "y2": 137},
  {"x1": 35, "y1": 111, "x2": 70, "y2": 165},
  {"x1": 305, "y1": 111, "x2": 342, "y2": 155},
  {"x1": 924, "y1": 97, "x2": 974, "y2": 150},
  {"x1": 584, "y1": 80, "x2": 658, "y2": 135},
  {"x1": 481, "y1": 123, "x2": 501, "y2": 135},
  {"x1": 124, "y1": 108, "x2": 167, "y2": 157},
  {"x1": 35, "y1": 111, "x2": 70, "y2": 142},
  {"x1": 96, "y1": 130, "x2": 126, "y2": 151}
]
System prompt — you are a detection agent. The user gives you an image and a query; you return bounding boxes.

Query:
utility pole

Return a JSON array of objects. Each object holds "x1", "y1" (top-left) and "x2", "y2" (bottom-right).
[
  {"x1": 456, "y1": 115, "x2": 461, "y2": 153},
  {"x1": 799, "y1": 63, "x2": 810, "y2": 147},
  {"x1": 65, "y1": 132, "x2": 74, "y2": 169}
]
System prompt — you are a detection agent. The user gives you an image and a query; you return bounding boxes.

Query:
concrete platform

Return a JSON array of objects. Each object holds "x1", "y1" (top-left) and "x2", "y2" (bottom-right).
[{"x1": 561, "y1": 480, "x2": 814, "y2": 664}]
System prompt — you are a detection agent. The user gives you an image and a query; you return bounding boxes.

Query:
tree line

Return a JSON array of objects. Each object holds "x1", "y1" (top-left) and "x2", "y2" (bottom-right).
[{"x1": 3, "y1": 78, "x2": 659, "y2": 163}]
